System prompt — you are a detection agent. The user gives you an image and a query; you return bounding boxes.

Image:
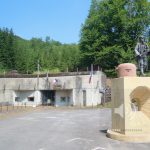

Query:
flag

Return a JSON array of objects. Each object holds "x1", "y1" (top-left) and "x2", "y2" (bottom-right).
[
  {"x1": 89, "y1": 68, "x2": 92, "y2": 83},
  {"x1": 52, "y1": 79, "x2": 58, "y2": 85}
]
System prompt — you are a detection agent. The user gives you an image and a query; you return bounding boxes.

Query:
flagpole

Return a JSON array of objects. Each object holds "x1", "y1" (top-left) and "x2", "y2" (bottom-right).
[{"x1": 91, "y1": 64, "x2": 93, "y2": 105}]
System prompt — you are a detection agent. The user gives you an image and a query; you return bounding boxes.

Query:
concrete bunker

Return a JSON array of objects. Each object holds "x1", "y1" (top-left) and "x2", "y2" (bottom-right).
[{"x1": 0, "y1": 71, "x2": 106, "y2": 107}]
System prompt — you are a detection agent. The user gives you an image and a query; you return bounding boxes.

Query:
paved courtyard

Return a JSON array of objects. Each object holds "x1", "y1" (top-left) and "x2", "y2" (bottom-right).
[{"x1": 0, "y1": 108, "x2": 150, "y2": 150}]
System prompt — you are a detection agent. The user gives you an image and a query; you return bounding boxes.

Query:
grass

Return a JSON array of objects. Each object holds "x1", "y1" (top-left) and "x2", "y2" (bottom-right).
[
  {"x1": 34, "y1": 69, "x2": 150, "y2": 76},
  {"x1": 137, "y1": 70, "x2": 150, "y2": 77},
  {"x1": 32, "y1": 69, "x2": 150, "y2": 76},
  {"x1": 0, "y1": 69, "x2": 12, "y2": 75},
  {"x1": 0, "y1": 68, "x2": 62, "y2": 75},
  {"x1": 146, "y1": 70, "x2": 150, "y2": 77},
  {"x1": 97, "y1": 101, "x2": 111, "y2": 108},
  {"x1": 33, "y1": 68, "x2": 61, "y2": 74},
  {"x1": 2, "y1": 67, "x2": 150, "y2": 76}
]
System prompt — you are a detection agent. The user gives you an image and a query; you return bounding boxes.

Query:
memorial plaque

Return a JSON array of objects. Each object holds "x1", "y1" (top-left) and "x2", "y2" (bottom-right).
[{"x1": 54, "y1": 85, "x2": 62, "y2": 89}]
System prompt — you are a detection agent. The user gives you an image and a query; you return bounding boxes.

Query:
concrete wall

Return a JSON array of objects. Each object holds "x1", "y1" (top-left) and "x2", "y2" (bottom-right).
[
  {"x1": 13, "y1": 90, "x2": 41, "y2": 106},
  {"x1": 68, "y1": 90, "x2": 73, "y2": 106},
  {"x1": 74, "y1": 74, "x2": 102, "y2": 106},
  {"x1": 0, "y1": 73, "x2": 106, "y2": 106},
  {"x1": 55, "y1": 90, "x2": 73, "y2": 107}
]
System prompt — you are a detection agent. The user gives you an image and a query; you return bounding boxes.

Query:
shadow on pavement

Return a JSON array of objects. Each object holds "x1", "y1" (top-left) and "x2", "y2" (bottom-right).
[{"x1": 99, "y1": 129, "x2": 107, "y2": 133}]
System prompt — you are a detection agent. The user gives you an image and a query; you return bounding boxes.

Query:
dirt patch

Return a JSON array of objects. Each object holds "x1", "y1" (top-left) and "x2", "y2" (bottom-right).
[{"x1": 0, "y1": 106, "x2": 43, "y2": 120}]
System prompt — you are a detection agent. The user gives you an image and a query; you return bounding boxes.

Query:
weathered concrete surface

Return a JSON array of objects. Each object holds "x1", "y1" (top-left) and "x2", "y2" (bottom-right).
[
  {"x1": 107, "y1": 130, "x2": 150, "y2": 142},
  {"x1": 109, "y1": 77, "x2": 150, "y2": 142},
  {"x1": 0, "y1": 72, "x2": 106, "y2": 107}
]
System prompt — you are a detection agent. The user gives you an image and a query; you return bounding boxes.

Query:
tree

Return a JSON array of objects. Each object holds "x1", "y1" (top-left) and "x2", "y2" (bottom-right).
[
  {"x1": 0, "y1": 27, "x2": 80, "y2": 74},
  {"x1": 7, "y1": 28, "x2": 15, "y2": 69},
  {"x1": 79, "y1": 0, "x2": 150, "y2": 77},
  {"x1": 0, "y1": 28, "x2": 15, "y2": 70},
  {"x1": 68, "y1": 43, "x2": 80, "y2": 71},
  {"x1": 59, "y1": 44, "x2": 70, "y2": 72},
  {"x1": 50, "y1": 39, "x2": 62, "y2": 46}
]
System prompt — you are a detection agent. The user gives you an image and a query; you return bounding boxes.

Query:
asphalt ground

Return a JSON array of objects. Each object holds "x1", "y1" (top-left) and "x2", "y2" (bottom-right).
[{"x1": 0, "y1": 108, "x2": 150, "y2": 150}]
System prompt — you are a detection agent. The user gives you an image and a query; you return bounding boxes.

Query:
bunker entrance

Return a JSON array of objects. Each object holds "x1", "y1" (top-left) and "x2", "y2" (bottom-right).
[{"x1": 41, "y1": 90, "x2": 55, "y2": 106}]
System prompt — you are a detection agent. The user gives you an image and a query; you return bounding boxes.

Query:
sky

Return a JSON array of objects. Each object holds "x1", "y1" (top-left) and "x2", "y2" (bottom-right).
[{"x1": 0, "y1": 0, "x2": 92, "y2": 44}]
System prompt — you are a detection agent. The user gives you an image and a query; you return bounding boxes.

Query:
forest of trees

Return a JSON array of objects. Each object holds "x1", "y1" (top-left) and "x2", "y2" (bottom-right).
[
  {"x1": 1, "y1": 0, "x2": 150, "y2": 77},
  {"x1": 0, "y1": 28, "x2": 80, "y2": 74}
]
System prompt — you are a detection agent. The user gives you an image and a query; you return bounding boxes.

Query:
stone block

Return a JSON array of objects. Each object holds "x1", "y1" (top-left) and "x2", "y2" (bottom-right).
[{"x1": 108, "y1": 77, "x2": 150, "y2": 142}]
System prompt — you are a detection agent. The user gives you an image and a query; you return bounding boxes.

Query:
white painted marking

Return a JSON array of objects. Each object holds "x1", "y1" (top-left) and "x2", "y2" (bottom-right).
[
  {"x1": 92, "y1": 147, "x2": 105, "y2": 150},
  {"x1": 66, "y1": 138, "x2": 94, "y2": 142},
  {"x1": 39, "y1": 148, "x2": 44, "y2": 150}
]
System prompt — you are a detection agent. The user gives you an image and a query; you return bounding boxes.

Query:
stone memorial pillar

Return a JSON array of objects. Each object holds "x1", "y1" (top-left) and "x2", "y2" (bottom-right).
[{"x1": 107, "y1": 63, "x2": 150, "y2": 142}]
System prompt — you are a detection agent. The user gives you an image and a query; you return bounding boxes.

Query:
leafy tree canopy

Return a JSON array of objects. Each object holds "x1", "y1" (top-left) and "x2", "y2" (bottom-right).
[{"x1": 79, "y1": 0, "x2": 150, "y2": 77}]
